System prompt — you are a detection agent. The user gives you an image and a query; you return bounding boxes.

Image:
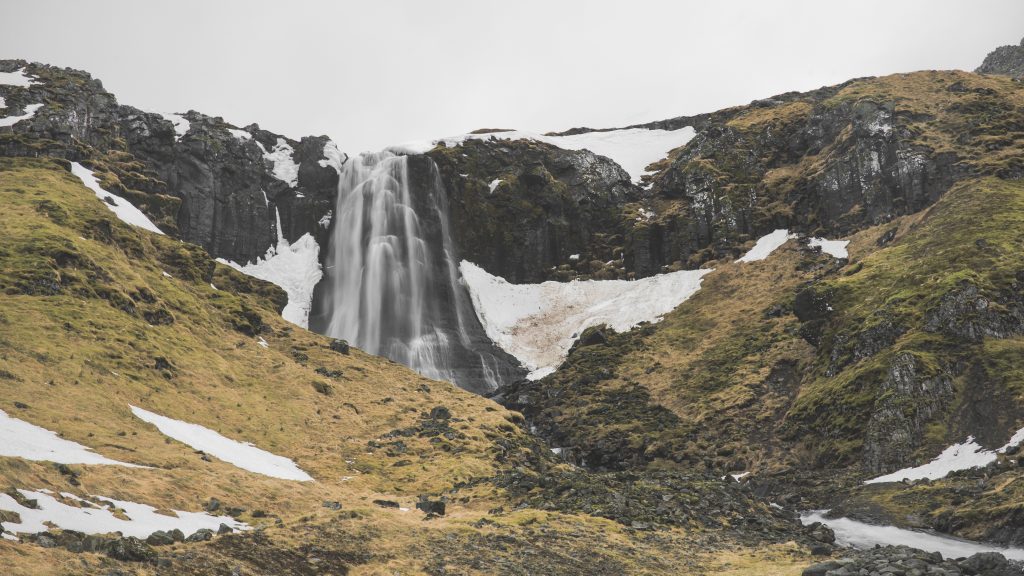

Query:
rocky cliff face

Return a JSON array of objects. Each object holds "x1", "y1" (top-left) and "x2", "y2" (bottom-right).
[
  {"x1": 0, "y1": 59, "x2": 341, "y2": 265},
  {"x1": 977, "y1": 36, "x2": 1024, "y2": 79},
  {"x1": 426, "y1": 137, "x2": 638, "y2": 283}
]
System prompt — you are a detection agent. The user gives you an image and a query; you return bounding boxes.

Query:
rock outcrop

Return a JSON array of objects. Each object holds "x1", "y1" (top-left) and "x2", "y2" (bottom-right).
[
  {"x1": 977, "y1": 37, "x2": 1024, "y2": 79},
  {"x1": 0, "y1": 59, "x2": 341, "y2": 265}
]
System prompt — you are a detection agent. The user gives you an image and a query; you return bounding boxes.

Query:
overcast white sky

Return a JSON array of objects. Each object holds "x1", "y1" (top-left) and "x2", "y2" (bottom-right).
[{"x1": 2, "y1": 1, "x2": 1022, "y2": 152}]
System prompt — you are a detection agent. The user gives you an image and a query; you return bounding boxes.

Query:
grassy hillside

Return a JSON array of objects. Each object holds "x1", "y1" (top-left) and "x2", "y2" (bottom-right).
[{"x1": 0, "y1": 157, "x2": 817, "y2": 574}]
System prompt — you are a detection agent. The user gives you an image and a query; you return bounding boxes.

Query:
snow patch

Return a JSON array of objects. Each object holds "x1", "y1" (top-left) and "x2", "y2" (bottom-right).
[
  {"x1": 393, "y1": 126, "x2": 696, "y2": 184},
  {"x1": 808, "y1": 237, "x2": 849, "y2": 259},
  {"x1": 0, "y1": 103, "x2": 43, "y2": 128},
  {"x1": 258, "y1": 138, "x2": 300, "y2": 187},
  {"x1": 159, "y1": 112, "x2": 190, "y2": 141},
  {"x1": 736, "y1": 229, "x2": 796, "y2": 263},
  {"x1": 70, "y1": 162, "x2": 164, "y2": 235},
  {"x1": 865, "y1": 426, "x2": 1024, "y2": 484},
  {"x1": 318, "y1": 210, "x2": 333, "y2": 228},
  {"x1": 0, "y1": 489, "x2": 246, "y2": 539},
  {"x1": 318, "y1": 140, "x2": 347, "y2": 175},
  {"x1": 217, "y1": 209, "x2": 321, "y2": 328},
  {"x1": 460, "y1": 261, "x2": 711, "y2": 378},
  {"x1": 800, "y1": 510, "x2": 1024, "y2": 561},
  {"x1": 0, "y1": 69, "x2": 38, "y2": 87},
  {"x1": 129, "y1": 405, "x2": 313, "y2": 481},
  {"x1": 227, "y1": 127, "x2": 251, "y2": 141},
  {"x1": 0, "y1": 409, "x2": 140, "y2": 467},
  {"x1": 0, "y1": 96, "x2": 6, "y2": 109}
]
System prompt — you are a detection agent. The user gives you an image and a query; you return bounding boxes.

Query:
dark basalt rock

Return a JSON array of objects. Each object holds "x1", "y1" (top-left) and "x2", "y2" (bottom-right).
[
  {"x1": 426, "y1": 138, "x2": 637, "y2": 283},
  {"x1": 0, "y1": 59, "x2": 341, "y2": 267},
  {"x1": 924, "y1": 280, "x2": 1024, "y2": 342},
  {"x1": 977, "y1": 37, "x2": 1024, "y2": 79},
  {"x1": 804, "y1": 545, "x2": 1023, "y2": 576},
  {"x1": 106, "y1": 536, "x2": 158, "y2": 562},
  {"x1": 862, "y1": 352, "x2": 954, "y2": 475}
]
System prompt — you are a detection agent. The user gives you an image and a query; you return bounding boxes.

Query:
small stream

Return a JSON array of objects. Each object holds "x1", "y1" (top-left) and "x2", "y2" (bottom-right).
[{"x1": 801, "y1": 510, "x2": 1024, "y2": 561}]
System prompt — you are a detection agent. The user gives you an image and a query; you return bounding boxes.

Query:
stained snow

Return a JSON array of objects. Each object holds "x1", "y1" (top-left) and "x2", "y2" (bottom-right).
[
  {"x1": 217, "y1": 209, "x2": 321, "y2": 328},
  {"x1": 0, "y1": 103, "x2": 43, "y2": 128},
  {"x1": 800, "y1": 510, "x2": 1024, "y2": 561},
  {"x1": 0, "y1": 69, "x2": 38, "y2": 87},
  {"x1": 865, "y1": 426, "x2": 1024, "y2": 484},
  {"x1": 0, "y1": 489, "x2": 246, "y2": 539},
  {"x1": 130, "y1": 405, "x2": 313, "y2": 481},
  {"x1": 159, "y1": 112, "x2": 190, "y2": 141},
  {"x1": 70, "y1": 162, "x2": 165, "y2": 235},
  {"x1": 736, "y1": 229, "x2": 796, "y2": 263},
  {"x1": 0, "y1": 409, "x2": 140, "y2": 467},
  {"x1": 809, "y1": 237, "x2": 850, "y2": 259},
  {"x1": 227, "y1": 127, "x2": 251, "y2": 141},
  {"x1": 393, "y1": 126, "x2": 696, "y2": 184},
  {"x1": 258, "y1": 138, "x2": 300, "y2": 187},
  {"x1": 318, "y1": 140, "x2": 347, "y2": 175},
  {"x1": 460, "y1": 260, "x2": 711, "y2": 379}
]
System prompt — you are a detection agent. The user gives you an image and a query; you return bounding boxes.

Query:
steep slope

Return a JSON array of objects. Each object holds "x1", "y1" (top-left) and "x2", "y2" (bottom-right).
[
  {"x1": 0, "y1": 59, "x2": 341, "y2": 266},
  {"x1": 0, "y1": 156, "x2": 822, "y2": 575},
  {"x1": 494, "y1": 69, "x2": 1024, "y2": 546}
]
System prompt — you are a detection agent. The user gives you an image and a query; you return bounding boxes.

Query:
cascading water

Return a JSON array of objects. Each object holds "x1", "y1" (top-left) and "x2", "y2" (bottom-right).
[{"x1": 309, "y1": 151, "x2": 523, "y2": 393}]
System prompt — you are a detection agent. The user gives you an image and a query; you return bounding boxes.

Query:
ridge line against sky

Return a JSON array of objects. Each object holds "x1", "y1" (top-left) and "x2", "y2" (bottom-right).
[{"x1": 2, "y1": 0, "x2": 1023, "y2": 152}]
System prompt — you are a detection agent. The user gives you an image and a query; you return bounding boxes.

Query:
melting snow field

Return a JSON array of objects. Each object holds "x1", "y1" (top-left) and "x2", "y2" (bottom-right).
[
  {"x1": 159, "y1": 112, "x2": 191, "y2": 141},
  {"x1": 0, "y1": 102, "x2": 43, "y2": 128},
  {"x1": 217, "y1": 209, "x2": 322, "y2": 328},
  {"x1": 71, "y1": 162, "x2": 165, "y2": 235},
  {"x1": 0, "y1": 68, "x2": 38, "y2": 87},
  {"x1": 460, "y1": 261, "x2": 712, "y2": 379},
  {"x1": 809, "y1": 237, "x2": 850, "y2": 259},
  {"x1": 130, "y1": 405, "x2": 313, "y2": 481},
  {"x1": 865, "y1": 427, "x2": 1024, "y2": 484},
  {"x1": 393, "y1": 126, "x2": 697, "y2": 184},
  {"x1": 0, "y1": 409, "x2": 140, "y2": 467},
  {"x1": 736, "y1": 229, "x2": 797, "y2": 263},
  {"x1": 0, "y1": 489, "x2": 246, "y2": 539},
  {"x1": 800, "y1": 511, "x2": 1024, "y2": 561}
]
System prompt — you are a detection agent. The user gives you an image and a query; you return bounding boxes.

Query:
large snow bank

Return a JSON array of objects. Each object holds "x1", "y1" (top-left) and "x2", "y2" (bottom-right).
[
  {"x1": 460, "y1": 261, "x2": 711, "y2": 379},
  {"x1": 159, "y1": 112, "x2": 190, "y2": 141},
  {"x1": 217, "y1": 209, "x2": 321, "y2": 328},
  {"x1": 0, "y1": 103, "x2": 43, "y2": 128},
  {"x1": 0, "y1": 69, "x2": 38, "y2": 87},
  {"x1": 0, "y1": 409, "x2": 140, "y2": 467},
  {"x1": 0, "y1": 489, "x2": 246, "y2": 539},
  {"x1": 809, "y1": 237, "x2": 849, "y2": 259},
  {"x1": 800, "y1": 510, "x2": 1024, "y2": 561},
  {"x1": 865, "y1": 426, "x2": 1024, "y2": 484},
  {"x1": 130, "y1": 405, "x2": 313, "y2": 481},
  {"x1": 258, "y1": 137, "x2": 300, "y2": 187},
  {"x1": 70, "y1": 162, "x2": 164, "y2": 235},
  {"x1": 392, "y1": 126, "x2": 696, "y2": 184},
  {"x1": 736, "y1": 229, "x2": 796, "y2": 263}
]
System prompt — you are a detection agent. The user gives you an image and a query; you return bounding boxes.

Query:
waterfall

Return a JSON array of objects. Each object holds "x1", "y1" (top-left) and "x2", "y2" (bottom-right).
[{"x1": 310, "y1": 151, "x2": 523, "y2": 393}]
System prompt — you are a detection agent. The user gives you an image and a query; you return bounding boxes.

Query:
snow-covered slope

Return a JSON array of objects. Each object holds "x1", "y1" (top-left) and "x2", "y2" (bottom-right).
[
  {"x1": 393, "y1": 126, "x2": 696, "y2": 184},
  {"x1": 0, "y1": 102, "x2": 43, "y2": 128},
  {"x1": 217, "y1": 209, "x2": 322, "y2": 328},
  {"x1": 460, "y1": 261, "x2": 712, "y2": 379},
  {"x1": 0, "y1": 489, "x2": 247, "y2": 540},
  {"x1": 0, "y1": 409, "x2": 141, "y2": 467},
  {"x1": 130, "y1": 405, "x2": 313, "y2": 481},
  {"x1": 865, "y1": 426, "x2": 1024, "y2": 484},
  {"x1": 71, "y1": 162, "x2": 165, "y2": 235},
  {"x1": 736, "y1": 229, "x2": 796, "y2": 263}
]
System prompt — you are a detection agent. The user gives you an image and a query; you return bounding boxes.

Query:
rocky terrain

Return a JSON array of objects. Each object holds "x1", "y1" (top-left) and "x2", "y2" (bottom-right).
[{"x1": 1, "y1": 35, "x2": 1024, "y2": 576}]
